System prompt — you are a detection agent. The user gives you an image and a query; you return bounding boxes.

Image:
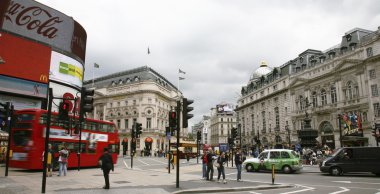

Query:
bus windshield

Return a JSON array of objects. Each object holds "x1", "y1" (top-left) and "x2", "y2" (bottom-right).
[{"x1": 13, "y1": 130, "x2": 32, "y2": 146}]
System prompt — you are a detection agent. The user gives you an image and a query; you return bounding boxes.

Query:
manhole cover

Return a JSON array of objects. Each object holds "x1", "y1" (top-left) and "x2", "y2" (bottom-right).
[{"x1": 114, "y1": 181, "x2": 130, "y2": 184}]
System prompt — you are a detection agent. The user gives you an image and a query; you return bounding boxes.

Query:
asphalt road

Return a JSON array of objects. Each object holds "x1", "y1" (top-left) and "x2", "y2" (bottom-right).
[{"x1": 122, "y1": 156, "x2": 380, "y2": 194}]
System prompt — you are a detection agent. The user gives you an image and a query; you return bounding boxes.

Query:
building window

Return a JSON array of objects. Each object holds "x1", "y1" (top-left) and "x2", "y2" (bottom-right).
[
  {"x1": 125, "y1": 101, "x2": 128, "y2": 106},
  {"x1": 125, "y1": 119, "x2": 129, "y2": 129},
  {"x1": 273, "y1": 85, "x2": 277, "y2": 91},
  {"x1": 251, "y1": 114, "x2": 255, "y2": 134},
  {"x1": 262, "y1": 111, "x2": 266, "y2": 132},
  {"x1": 331, "y1": 86, "x2": 337, "y2": 104},
  {"x1": 312, "y1": 92, "x2": 318, "y2": 107},
  {"x1": 346, "y1": 81, "x2": 355, "y2": 100},
  {"x1": 261, "y1": 91, "x2": 264, "y2": 97},
  {"x1": 299, "y1": 96, "x2": 304, "y2": 110},
  {"x1": 321, "y1": 89, "x2": 327, "y2": 106},
  {"x1": 371, "y1": 84, "x2": 379, "y2": 97},
  {"x1": 117, "y1": 120, "x2": 121, "y2": 129},
  {"x1": 275, "y1": 107, "x2": 280, "y2": 129},
  {"x1": 133, "y1": 118, "x2": 137, "y2": 125},
  {"x1": 374, "y1": 103, "x2": 380, "y2": 117},
  {"x1": 148, "y1": 98, "x2": 152, "y2": 103},
  {"x1": 146, "y1": 118, "x2": 152, "y2": 129},
  {"x1": 133, "y1": 100, "x2": 136, "y2": 105},
  {"x1": 366, "y1": 47, "x2": 373, "y2": 57},
  {"x1": 369, "y1": 69, "x2": 376, "y2": 79}
]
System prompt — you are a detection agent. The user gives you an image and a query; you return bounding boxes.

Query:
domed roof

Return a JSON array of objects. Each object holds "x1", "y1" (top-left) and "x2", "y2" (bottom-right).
[{"x1": 250, "y1": 61, "x2": 273, "y2": 81}]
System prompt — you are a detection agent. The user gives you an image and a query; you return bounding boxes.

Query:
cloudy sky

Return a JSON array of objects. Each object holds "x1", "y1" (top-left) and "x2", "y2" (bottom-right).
[{"x1": 39, "y1": 0, "x2": 380, "y2": 126}]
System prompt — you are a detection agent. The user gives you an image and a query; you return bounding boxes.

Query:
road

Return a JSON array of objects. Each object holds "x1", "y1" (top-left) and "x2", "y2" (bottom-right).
[
  {"x1": 1, "y1": 156, "x2": 379, "y2": 194},
  {"x1": 123, "y1": 156, "x2": 380, "y2": 194}
]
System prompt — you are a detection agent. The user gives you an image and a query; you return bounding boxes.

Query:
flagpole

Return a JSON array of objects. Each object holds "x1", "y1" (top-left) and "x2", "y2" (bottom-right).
[{"x1": 92, "y1": 65, "x2": 94, "y2": 87}]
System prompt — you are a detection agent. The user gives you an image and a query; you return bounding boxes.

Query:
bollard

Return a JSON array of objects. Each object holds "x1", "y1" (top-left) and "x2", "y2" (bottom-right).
[{"x1": 271, "y1": 164, "x2": 275, "y2": 185}]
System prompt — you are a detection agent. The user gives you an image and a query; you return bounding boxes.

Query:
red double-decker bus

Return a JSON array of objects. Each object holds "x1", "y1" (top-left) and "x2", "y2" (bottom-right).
[{"x1": 9, "y1": 109, "x2": 119, "y2": 170}]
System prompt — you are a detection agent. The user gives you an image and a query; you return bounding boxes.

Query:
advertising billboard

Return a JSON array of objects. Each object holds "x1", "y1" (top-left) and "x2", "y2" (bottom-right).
[
  {"x1": 0, "y1": 75, "x2": 48, "y2": 99},
  {"x1": 49, "y1": 82, "x2": 81, "y2": 114},
  {"x1": 216, "y1": 103, "x2": 234, "y2": 113},
  {"x1": 0, "y1": 0, "x2": 87, "y2": 62},
  {"x1": 50, "y1": 51, "x2": 83, "y2": 88},
  {"x1": 0, "y1": 31, "x2": 51, "y2": 83}
]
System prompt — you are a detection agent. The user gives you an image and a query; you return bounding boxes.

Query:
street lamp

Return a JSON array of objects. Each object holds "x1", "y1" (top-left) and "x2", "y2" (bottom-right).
[{"x1": 285, "y1": 124, "x2": 290, "y2": 146}]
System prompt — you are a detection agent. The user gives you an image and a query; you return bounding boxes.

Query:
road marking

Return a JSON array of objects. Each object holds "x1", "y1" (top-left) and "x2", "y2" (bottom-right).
[
  {"x1": 138, "y1": 158, "x2": 150, "y2": 166},
  {"x1": 123, "y1": 159, "x2": 129, "y2": 168},
  {"x1": 332, "y1": 181, "x2": 380, "y2": 185},
  {"x1": 249, "y1": 192, "x2": 262, "y2": 194},
  {"x1": 329, "y1": 187, "x2": 349, "y2": 194},
  {"x1": 280, "y1": 184, "x2": 314, "y2": 194},
  {"x1": 147, "y1": 158, "x2": 168, "y2": 164}
]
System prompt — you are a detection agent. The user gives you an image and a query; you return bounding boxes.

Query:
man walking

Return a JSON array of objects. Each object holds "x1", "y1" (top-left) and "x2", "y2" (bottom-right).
[
  {"x1": 99, "y1": 148, "x2": 114, "y2": 189},
  {"x1": 235, "y1": 149, "x2": 243, "y2": 181},
  {"x1": 206, "y1": 148, "x2": 214, "y2": 181}
]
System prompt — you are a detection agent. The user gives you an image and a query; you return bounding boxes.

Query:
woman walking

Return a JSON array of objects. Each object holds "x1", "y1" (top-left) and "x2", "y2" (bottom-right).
[{"x1": 217, "y1": 152, "x2": 227, "y2": 184}]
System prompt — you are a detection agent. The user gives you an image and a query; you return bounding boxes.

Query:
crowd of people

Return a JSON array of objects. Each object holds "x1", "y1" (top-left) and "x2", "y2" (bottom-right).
[{"x1": 201, "y1": 148, "x2": 244, "y2": 183}]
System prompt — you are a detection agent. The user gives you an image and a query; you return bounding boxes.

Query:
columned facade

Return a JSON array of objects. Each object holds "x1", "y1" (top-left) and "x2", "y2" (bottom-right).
[
  {"x1": 83, "y1": 66, "x2": 182, "y2": 155},
  {"x1": 237, "y1": 27, "x2": 380, "y2": 149}
]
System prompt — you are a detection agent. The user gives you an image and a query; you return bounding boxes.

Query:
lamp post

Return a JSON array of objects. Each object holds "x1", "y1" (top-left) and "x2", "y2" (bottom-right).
[{"x1": 285, "y1": 124, "x2": 290, "y2": 147}]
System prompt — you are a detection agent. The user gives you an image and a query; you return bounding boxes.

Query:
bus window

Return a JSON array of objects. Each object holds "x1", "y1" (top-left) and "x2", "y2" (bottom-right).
[
  {"x1": 108, "y1": 144, "x2": 119, "y2": 154},
  {"x1": 108, "y1": 125, "x2": 115, "y2": 133},
  {"x1": 74, "y1": 143, "x2": 86, "y2": 153},
  {"x1": 13, "y1": 130, "x2": 32, "y2": 146},
  {"x1": 16, "y1": 114, "x2": 35, "y2": 122},
  {"x1": 99, "y1": 124, "x2": 108, "y2": 132}
]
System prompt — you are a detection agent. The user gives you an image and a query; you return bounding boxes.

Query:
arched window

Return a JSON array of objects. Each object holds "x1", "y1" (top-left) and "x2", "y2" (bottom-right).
[
  {"x1": 312, "y1": 92, "x2": 318, "y2": 107},
  {"x1": 274, "y1": 107, "x2": 280, "y2": 129},
  {"x1": 331, "y1": 86, "x2": 337, "y2": 104},
  {"x1": 321, "y1": 89, "x2": 327, "y2": 106}
]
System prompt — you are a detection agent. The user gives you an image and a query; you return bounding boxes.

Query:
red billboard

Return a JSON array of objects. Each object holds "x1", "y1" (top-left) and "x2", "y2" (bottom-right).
[{"x1": 0, "y1": 31, "x2": 51, "y2": 83}]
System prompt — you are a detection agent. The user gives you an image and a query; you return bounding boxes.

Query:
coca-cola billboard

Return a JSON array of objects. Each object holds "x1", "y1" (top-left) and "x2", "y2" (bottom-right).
[{"x1": 0, "y1": 0, "x2": 87, "y2": 62}]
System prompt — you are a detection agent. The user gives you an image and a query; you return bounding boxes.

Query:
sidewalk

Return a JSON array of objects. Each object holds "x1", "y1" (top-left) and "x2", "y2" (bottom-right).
[{"x1": 0, "y1": 163, "x2": 291, "y2": 194}]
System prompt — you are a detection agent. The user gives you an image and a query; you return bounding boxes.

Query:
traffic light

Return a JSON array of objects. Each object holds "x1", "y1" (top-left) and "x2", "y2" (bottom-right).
[
  {"x1": 197, "y1": 131, "x2": 201, "y2": 141},
  {"x1": 169, "y1": 111, "x2": 177, "y2": 128},
  {"x1": 228, "y1": 137, "x2": 235, "y2": 147},
  {"x1": 0, "y1": 102, "x2": 10, "y2": 131},
  {"x1": 182, "y1": 98, "x2": 194, "y2": 128},
  {"x1": 232, "y1": 127, "x2": 238, "y2": 139},
  {"x1": 80, "y1": 87, "x2": 95, "y2": 114},
  {"x1": 58, "y1": 102, "x2": 70, "y2": 120},
  {"x1": 136, "y1": 122, "x2": 142, "y2": 138}
]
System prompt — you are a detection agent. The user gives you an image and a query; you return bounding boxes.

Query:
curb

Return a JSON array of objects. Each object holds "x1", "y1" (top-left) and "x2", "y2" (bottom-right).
[{"x1": 172, "y1": 184, "x2": 293, "y2": 194}]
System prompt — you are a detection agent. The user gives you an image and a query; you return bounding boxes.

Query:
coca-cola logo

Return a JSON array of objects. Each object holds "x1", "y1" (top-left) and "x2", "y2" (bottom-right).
[{"x1": 4, "y1": 1, "x2": 63, "y2": 39}]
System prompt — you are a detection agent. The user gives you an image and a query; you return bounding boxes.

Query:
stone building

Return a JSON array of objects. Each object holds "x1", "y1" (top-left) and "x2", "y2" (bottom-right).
[
  {"x1": 83, "y1": 66, "x2": 182, "y2": 154},
  {"x1": 210, "y1": 103, "x2": 237, "y2": 149},
  {"x1": 237, "y1": 27, "x2": 380, "y2": 149}
]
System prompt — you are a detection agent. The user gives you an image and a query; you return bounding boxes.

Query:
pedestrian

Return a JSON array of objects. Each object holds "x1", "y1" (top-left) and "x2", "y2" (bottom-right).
[
  {"x1": 58, "y1": 146, "x2": 69, "y2": 176},
  {"x1": 42, "y1": 144, "x2": 53, "y2": 177},
  {"x1": 186, "y1": 153, "x2": 190, "y2": 163},
  {"x1": 206, "y1": 148, "x2": 214, "y2": 181},
  {"x1": 217, "y1": 152, "x2": 227, "y2": 184},
  {"x1": 201, "y1": 153, "x2": 207, "y2": 179},
  {"x1": 235, "y1": 149, "x2": 243, "y2": 182},
  {"x1": 99, "y1": 147, "x2": 114, "y2": 189},
  {"x1": 170, "y1": 151, "x2": 175, "y2": 169}
]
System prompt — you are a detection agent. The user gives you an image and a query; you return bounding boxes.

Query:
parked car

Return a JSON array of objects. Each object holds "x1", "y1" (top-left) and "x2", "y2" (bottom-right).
[
  {"x1": 319, "y1": 147, "x2": 380, "y2": 176},
  {"x1": 242, "y1": 149, "x2": 303, "y2": 174}
]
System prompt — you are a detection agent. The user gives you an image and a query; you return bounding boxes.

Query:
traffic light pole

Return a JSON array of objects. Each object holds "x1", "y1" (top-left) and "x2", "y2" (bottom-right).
[
  {"x1": 131, "y1": 124, "x2": 135, "y2": 169},
  {"x1": 168, "y1": 138, "x2": 171, "y2": 174},
  {"x1": 176, "y1": 100, "x2": 181, "y2": 188},
  {"x1": 196, "y1": 139, "x2": 199, "y2": 164},
  {"x1": 42, "y1": 88, "x2": 53, "y2": 193}
]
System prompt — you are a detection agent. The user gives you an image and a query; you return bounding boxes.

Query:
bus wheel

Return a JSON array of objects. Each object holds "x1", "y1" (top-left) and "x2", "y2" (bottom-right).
[
  {"x1": 330, "y1": 167, "x2": 342, "y2": 176},
  {"x1": 246, "y1": 164, "x2": 254, "y2": 172}
]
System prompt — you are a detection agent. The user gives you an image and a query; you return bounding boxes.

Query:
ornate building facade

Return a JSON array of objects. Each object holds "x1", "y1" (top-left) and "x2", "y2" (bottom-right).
[
  {"x1": 210, "y1": 103, "x2": 237, "y2": 148},
  {"x1": 237, "y1": 27, "x2": 380, "y2": 149},
  {"x1": 83, "y1": 66, "x2": 182, "y2": 154}
]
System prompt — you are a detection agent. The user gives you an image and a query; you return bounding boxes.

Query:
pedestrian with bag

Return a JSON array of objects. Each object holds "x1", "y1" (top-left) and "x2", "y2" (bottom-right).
[
  {"x1": 58, "y1": 146, "x2": 69, "y2": 176},
  {"x1": 42, "y1": 144, "x2": 53, "y2": 177},
  {"x1": 201, "y1": 153, "x2": 207, "y2": 179},
  {"x1": 99, "y1": 147, "x2": 114, "y2": 189},
  {"x1": 235, "y1": 149, "x2": 243, "y2": 182},
  {"x1": 216, "y1": 152, "x2": 227, "y2": 184}
]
